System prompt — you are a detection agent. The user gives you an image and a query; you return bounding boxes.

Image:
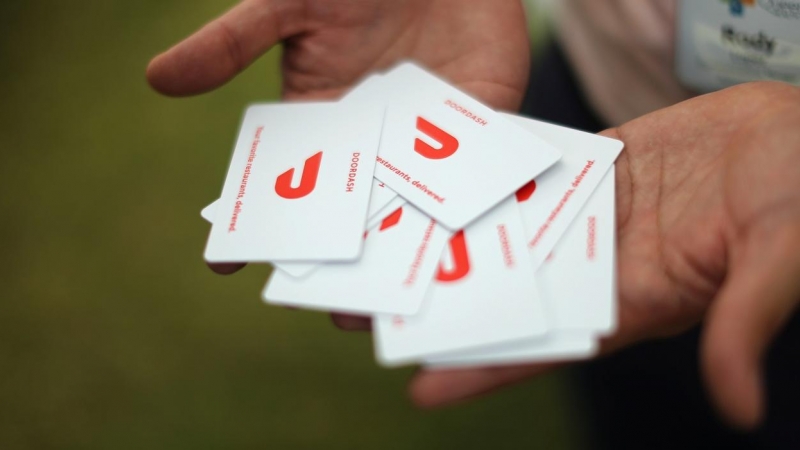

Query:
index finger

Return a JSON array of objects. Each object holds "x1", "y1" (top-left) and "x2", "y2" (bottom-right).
[{"x1": 146, "y1": 0, "x2": 305, "y2": 96}]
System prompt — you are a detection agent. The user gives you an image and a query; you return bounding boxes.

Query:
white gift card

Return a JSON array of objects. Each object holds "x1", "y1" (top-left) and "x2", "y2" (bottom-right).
[
  {"x1": 374, "y1": 197, "x2": 548, "y2": 367},
  {"x1": 201, "y1": 179, "x2": 402, "y2": 278},
  {"x1": 538, "y1": 166, "x2": 617, "y2": 334},
  {"x1": 264, "y1": 204, "x2": 450, "y2": 315},
  {"x1": 200, "y1": 202, "x2": 216, "y2": 223},
  {"x1": 204, "y1": 103, "x2": 383, "y2": 263},
  {"x1": 503, "y1": 114, "x2": 622, "y2": 270},
  {"x1": 202, "y1": 179, "x2": 399, "y2": 230},
  {"x1": 423, "y1": 331, "x2": 597, "y2": 368},
  {"x1": 373, "y1": 63, "x2": 561, "y2": 230},
  {"x1": 421, "y1": 167, "x2": 617, "y2": 367},
  {"x1": 200, "y1": 199, "x2": 316, "y2": 277}
]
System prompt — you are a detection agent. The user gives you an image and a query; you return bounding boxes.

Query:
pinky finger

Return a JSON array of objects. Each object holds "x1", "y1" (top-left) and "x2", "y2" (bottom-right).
[
  {"x1": 331, "y1": 314, "x2": 371, "y2": 331},
  {"x1": 207, "y1": 262, "x2": 247, "y2": 275}
]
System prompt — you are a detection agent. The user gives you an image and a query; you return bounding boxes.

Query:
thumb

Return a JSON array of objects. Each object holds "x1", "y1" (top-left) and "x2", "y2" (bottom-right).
[
  {"x1": 147, "y1": 0, "x2": 305, "y2": 96},
  {"x1": 701, "y1": 212, "x2": 800, "y2": 430}
]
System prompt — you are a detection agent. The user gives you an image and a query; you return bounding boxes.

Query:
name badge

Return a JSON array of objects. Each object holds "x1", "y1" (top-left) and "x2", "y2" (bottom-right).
[{"x1": 676, "y1": 0, "x2": 800, "y2": 92}]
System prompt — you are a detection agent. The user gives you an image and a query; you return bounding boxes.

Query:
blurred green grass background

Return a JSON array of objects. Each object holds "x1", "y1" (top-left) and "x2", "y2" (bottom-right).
[{"x1": 0, "y1": 1, "x2": 583, "y2": 448}]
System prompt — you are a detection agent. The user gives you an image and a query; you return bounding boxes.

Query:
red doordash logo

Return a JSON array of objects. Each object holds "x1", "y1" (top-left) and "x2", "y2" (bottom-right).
[
  {"x1": 379, "y1": 207, "x2": 403, "y2": 231},
  {"x1": 275, "y1": 151, "x2": 323, "y2": 199},
  {"x1": 415, "y1": 117, "x2": 459, "y2": 160},
  {"x1": 364, "y1": 207, "x2": 403, "y2": 239},
  {"x1": 436, "y1": 230, "x2": 471, "y2": 282},
  {"x1": 515, "y1": 179, "x2": 537, "y2": 202}
]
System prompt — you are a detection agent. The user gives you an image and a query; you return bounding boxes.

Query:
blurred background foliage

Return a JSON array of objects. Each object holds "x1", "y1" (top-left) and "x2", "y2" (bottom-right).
[{"x1": 0, "y1": 1, "x2": 585, "y2": 449}]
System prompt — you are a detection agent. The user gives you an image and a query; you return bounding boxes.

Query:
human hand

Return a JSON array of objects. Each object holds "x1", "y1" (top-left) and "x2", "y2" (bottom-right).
[
  {"x1": 146, "y1": 0, "x2": 530, "y2": 274},
  {"x1": 147, "y1": 0, "x2": 529, "y2": 104},
  {"x1": 335, "y1": 82, "x2": 800, "y2": 431}
]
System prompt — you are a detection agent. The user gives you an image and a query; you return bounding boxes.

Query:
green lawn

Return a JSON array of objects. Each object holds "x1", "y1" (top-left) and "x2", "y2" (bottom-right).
[{"x1": 0, "y1": 1, "x2": 582, "y2": 448}]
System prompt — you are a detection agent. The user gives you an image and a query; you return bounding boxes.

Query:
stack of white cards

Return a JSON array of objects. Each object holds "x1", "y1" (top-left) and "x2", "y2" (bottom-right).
[{"x1": 201, "y1": 62, "x2": 623, "y2": 368}]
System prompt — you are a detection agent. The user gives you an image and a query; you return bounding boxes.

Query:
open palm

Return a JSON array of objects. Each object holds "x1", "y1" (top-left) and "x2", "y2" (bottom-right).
[{"x1": 409, "y1": 82, "x2": 800, "y2": 430}]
